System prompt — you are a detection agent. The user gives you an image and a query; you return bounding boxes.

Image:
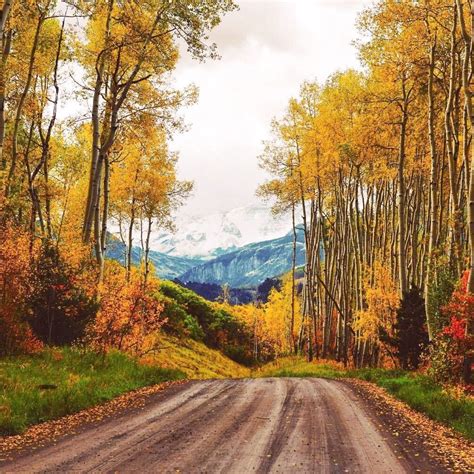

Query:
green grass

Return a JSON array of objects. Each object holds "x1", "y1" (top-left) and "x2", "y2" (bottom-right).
[
  {"x1": 0, "y1": 347, "x2": 184, "y2": 436},
  {"x1": 352, "y1": 368, "x2": 474, "y2": 440},
  {"x1": 2, "y1": 346, "x2": 471, "y2": 442},
  {"x1": 0, "y1": 333, "x2": 251, "y2": 436},
  {"x1": 256, "y1": 357, "x2": 474, "y2": 440}
]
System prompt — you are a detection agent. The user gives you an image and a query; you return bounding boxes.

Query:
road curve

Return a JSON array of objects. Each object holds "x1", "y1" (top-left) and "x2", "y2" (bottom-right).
[{"x1": 1, "y1": 378, "x2": 445, "y2": 473}]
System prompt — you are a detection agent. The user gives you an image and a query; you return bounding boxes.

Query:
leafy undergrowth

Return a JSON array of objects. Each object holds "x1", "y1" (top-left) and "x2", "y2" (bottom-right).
[
  {"x1": 147, "y1": 333, "x2": 250, "y2": 379},
  {"x1": 256, "y1": 356, "x2": 474, "y2": 440},
  {"x1": 0, "y1": 348, "x2": 184, "y2": 436}
]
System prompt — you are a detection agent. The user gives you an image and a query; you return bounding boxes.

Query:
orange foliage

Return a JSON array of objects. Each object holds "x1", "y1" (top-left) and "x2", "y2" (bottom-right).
[
  {"x1": 86, "y1": 262, "x2": 166, "y2": 355},
  {"x1": 0, "y1": 225, "x2": 43, "y2": 355}
]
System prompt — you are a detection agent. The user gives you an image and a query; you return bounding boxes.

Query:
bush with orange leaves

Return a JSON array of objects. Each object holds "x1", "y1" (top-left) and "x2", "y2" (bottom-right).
[
  {"x1": 0, "y1": 225, "x2": 43, "y2": 355},
  {"x1": 85, "y1": 261, "x2": 166, "y2": 356}
]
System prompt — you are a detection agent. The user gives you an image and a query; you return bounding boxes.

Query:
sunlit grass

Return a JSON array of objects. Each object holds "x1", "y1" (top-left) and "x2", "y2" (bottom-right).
[{"x1": 146, "y1": 333, "x2": 250, "y2": 379}]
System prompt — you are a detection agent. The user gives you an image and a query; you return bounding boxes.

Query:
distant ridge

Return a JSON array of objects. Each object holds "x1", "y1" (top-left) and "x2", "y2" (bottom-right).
[
  {"x1": 106, "y1": 236, "x2": 203, "y2": 280},
  {"x1": 179, "y1": 230, "x2": 305, "y2": 288}
]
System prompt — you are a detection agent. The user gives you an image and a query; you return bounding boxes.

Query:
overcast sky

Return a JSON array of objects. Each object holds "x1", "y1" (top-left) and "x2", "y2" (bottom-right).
[{"x1": 170, "y1": 0, "x2": 371, "y2": 217}]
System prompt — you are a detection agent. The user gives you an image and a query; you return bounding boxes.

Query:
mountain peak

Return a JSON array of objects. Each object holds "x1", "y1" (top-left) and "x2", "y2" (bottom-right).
[{"x1": 150, "y1": 204, "x2": 293, "y2": 258}]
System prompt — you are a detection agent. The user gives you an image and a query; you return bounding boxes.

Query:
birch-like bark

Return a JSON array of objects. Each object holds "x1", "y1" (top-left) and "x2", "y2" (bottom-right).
[
  {"x1": 83, "y1": 0, "x2": 114, "y2": 242},
  {"x1": 397, "y1": 74, "x2": 410, "y2": 297},
  {"x1": 5, "y1": 13, "x2": 44, "y2": 198},
  {"x1": 291, "y1": 202, "x2": 297, "y2": 353},
  {"x1": 456, "y1": 0, "x2": 474, "y2": 383},
  {"x1": 425, "y1": 33, "x2": 440, "y2": 339},
  {"x1": 0, "y1": 0, "x2": 13, "y2": 173}
]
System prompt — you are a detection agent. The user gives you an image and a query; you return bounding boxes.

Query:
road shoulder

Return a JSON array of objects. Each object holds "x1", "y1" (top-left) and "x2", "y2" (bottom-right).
[
  {"x1": 0, "y1": 379, "x2": 189, "y2": 463},
  {"x1": 342, "y1": 378, "x2": 473, "y2": 472}
]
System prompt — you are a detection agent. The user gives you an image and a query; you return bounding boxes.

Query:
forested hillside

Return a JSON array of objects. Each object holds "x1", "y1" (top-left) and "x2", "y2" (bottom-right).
[
  {"x1": 179, "y1": 230, "x2": 305, "y2": 287},
  {"x1": 106, "y1": 228, "x2": 305, "y2": 286},
  {"x1": 106, "y1": 235, "x2": 203, "y2": 280}
]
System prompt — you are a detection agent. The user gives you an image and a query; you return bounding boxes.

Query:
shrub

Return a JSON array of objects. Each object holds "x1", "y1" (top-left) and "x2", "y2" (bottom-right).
[
  {"x1": 389, "y1": 286, "x2": 428, "y2": 369},
  {"x1": 428, "y1": 336, "x2": 462, "y2": 384},
  {"x1": 86, "y1": 262, "x2": 166, "y2": 356},
  {"x1": 156, "y1": 291, "x2": 205, "y2": 340},
  {"x1": 427, "y1": 261, "x2": 456, "y2": 335},
  {"x1": 0, "y1": 225, "x2": 43, "y2": 355},
  {"x1": 429, "y1": 271, "x2": 473, "y2": 384}
]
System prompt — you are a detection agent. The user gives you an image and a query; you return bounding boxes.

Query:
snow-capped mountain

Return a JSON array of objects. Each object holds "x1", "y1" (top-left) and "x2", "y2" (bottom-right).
[
  {"x1": 150, "y1": 204, "x2": 293, "y2": 258},
  {"x1": 106, "y1": 205, "x2": 304, "y2": 287},
  {"x1": 179, "y1": 230, "x2": 306, "y2": 288}
]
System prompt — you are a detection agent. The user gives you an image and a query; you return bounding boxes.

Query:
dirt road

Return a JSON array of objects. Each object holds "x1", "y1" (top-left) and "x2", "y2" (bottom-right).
[{"x1": 1, "y1": 378, "x2": 447, "y2": 473}]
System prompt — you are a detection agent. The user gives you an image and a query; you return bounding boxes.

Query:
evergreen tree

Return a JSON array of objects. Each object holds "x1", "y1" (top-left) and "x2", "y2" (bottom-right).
[{"x1": 393, "y1": 287, "x2": 429, "y2": 369}]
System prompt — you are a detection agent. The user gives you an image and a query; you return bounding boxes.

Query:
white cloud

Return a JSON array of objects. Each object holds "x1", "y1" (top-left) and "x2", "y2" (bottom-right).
[{"x1": 171, "y1": 0, "x2": 371, "y2": 216}]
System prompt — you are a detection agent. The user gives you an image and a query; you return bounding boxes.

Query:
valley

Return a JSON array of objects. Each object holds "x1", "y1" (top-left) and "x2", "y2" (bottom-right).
[{"x1": 179, "y1": 230, "x2": 305, "y2": 288}]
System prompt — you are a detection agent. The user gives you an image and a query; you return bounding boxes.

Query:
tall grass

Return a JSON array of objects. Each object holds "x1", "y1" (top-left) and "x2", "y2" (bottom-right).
[
  {"x1": 353, "y1": 369, "x2": 474, "y2": 440},
  {"x1": 0, "y1": 348, "x2": 184, "y2": 435}
]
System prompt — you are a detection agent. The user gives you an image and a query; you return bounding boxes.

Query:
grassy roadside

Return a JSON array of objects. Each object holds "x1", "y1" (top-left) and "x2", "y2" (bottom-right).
[
  {"x1": 0, "y1": 348, "x2": 184, "y2": 436},
  {"x1": 255, "y1": 357, "x2": 474, "y2": 441},
  {"x1": 0, "y1": 334, "x2": 250, "y2": 437}
]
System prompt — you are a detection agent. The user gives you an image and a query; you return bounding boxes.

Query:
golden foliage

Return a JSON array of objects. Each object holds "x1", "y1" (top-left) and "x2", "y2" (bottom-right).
[{"x1": 354, "y1": 261, "x2": 400, "y2": 343}]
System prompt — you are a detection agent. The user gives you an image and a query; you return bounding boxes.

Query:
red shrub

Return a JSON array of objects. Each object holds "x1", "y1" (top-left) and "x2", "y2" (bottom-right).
[{"x1": 433, "y1": 271, "x2": 474, "y2": 383}]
